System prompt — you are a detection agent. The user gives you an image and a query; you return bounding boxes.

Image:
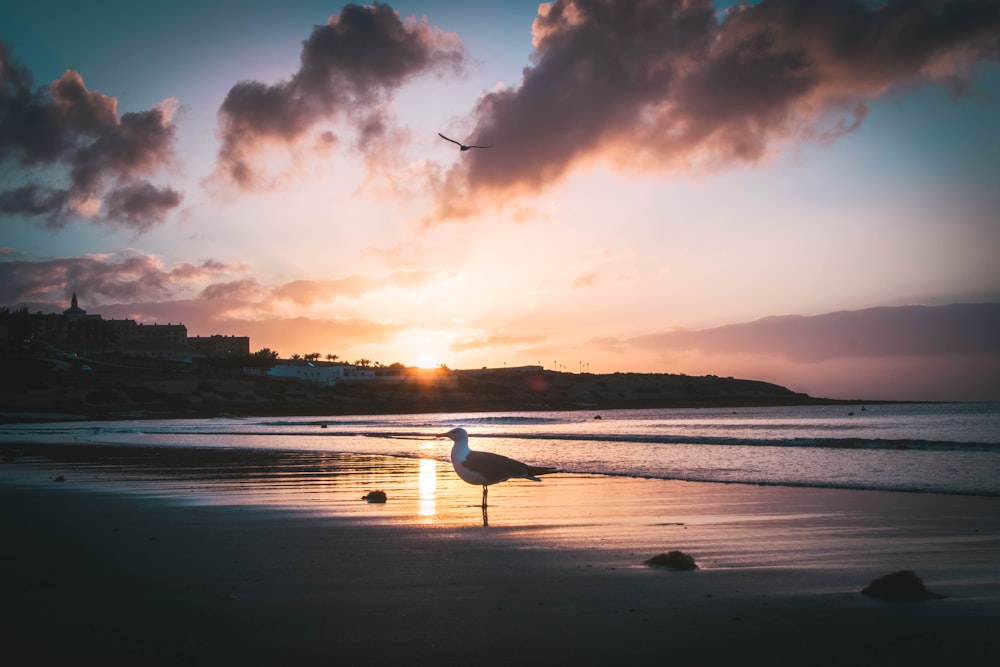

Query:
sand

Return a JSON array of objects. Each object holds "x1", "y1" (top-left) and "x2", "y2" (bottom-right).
[{"x1": 2, "y1": 444, "x2": 999, "y2": 666}]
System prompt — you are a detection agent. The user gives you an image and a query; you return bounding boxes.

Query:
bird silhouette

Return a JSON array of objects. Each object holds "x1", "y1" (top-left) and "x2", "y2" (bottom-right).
[
  {"x1": 438, "y1": 133, "x2": 492, "y2": 151},
  {"x1": 438, "y1": 427, "x2": 556, "y2": 510}
]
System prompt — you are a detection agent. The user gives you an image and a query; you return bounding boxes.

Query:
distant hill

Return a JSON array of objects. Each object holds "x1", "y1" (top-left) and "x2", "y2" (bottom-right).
[{"x1": 0, "y1": 360, "x2": 866, "y2": 423}]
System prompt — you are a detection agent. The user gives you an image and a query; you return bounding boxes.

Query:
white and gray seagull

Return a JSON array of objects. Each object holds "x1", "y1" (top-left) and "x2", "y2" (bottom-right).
[
  {"x1": 438, "y1": 427, "x2": 556, "y2": 508},
  {"x1": 438, "y1": 132, "x2": 492, "y2": 151}
]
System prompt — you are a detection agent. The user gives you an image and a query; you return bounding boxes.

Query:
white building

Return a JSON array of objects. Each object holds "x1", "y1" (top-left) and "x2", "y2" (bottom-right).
[{"x1": 265, "y1": 362, "x2": 339, "y2": 386}]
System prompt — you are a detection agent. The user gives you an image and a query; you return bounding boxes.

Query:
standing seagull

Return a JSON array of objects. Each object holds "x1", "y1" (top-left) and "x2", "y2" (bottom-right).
[
  {"x1": 438, "y1": 427, "x2": 556, "y2": 508},
  {"x1": 438, "y1": 132, "x2": 492, "y2": 151}
]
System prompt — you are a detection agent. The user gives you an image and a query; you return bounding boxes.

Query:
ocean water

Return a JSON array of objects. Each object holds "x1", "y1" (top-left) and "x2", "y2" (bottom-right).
[{"x1": 2, "y1": 403, "x2": 998, "y2": 496}]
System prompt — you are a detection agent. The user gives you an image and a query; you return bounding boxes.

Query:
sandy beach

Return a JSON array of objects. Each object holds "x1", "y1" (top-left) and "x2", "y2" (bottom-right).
[{"x1": 2, "y1": 445, "x2": 999, "y2": 666}]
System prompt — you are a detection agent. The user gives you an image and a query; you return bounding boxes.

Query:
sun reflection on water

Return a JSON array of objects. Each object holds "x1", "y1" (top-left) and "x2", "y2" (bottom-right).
[{"x1": 418, "y1": 458, "x2": 437, "y2": 519}]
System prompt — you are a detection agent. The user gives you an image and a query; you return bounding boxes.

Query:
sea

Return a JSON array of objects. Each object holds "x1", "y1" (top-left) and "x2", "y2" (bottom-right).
[{"x1": 2, "y1": 402, "x2": 999, "y2": 497}]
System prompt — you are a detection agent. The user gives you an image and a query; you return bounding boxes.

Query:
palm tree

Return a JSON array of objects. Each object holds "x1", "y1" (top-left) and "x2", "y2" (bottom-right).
[{"x1": 325, "y1": 353, "x2": 339, "y2": 363}]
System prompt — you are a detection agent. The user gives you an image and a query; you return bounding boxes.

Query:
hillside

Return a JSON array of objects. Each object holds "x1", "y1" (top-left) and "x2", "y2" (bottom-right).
[{"x1": 0, "y1": 358, "x2": 860, "y2": 423}]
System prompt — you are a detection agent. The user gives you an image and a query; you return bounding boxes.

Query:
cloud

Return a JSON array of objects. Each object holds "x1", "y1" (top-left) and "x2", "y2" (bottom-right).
[
  {"x1": 271, "y1": 271, "x2": 438, "y2": 306},
  {"x1": 449, "y1": 330, "x2": 547, "y2": 353},
  {"x1": 0, "y1": 42, "x2": 182, "y2": 230},
  {"x1": 101, "y1": 182, "x2": 183, "y2": 231},
  {"x1": 200, "y1": 278, "x2": 266, "y2": 301},
  {"x1": 0, "y1": 253, "x2": 237, "y2": 305},
  {"x1": 0, "y1": 253, "x2": 449, "y2": 355},
  {"x1": 627, "y1": 303, "x2": 1000, "y2": 362},
  {"x1": 435, "y1": 0, "x2": 1000, "y2": 217},
  {"x1": 0, "y1": 252, "x2": 438, "y2": 312},
  {"x1": 213, "y1": 2, "x2": 465, "y2": 190}
]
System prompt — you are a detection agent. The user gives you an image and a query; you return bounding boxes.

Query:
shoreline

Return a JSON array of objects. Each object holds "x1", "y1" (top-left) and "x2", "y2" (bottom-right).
[
  {"x1": 0, "y1": 396, "x2": 941, "y2": 425},
  {"x1": 3, "y1": 447, "x2": 999, "y2": 665}
]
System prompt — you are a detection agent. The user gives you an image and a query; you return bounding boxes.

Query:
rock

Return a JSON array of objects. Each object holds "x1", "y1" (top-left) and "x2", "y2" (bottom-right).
[
  {"x1": 645, "y1": 550, "x2": 698, "y2": 570},
  {"x1": 362, "y1": 490, "x2": 387, "y2": 503},
  {"x1": 861, "y1": 570, "x2": 944, "y2": 601},
  {"x1": 54, "y1": 475, "x2": 66, "y2": 482}
]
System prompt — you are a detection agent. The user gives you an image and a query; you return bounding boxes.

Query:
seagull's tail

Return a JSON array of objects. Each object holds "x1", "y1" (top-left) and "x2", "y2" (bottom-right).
[{"x1": 525, "y1": 465, "x2": 559, "y2": 481}]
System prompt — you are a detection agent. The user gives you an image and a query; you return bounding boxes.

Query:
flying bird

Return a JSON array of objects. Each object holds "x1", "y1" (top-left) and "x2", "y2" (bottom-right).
[
  {"x1": 438, "y1": 427, "x2": 556, "y2": 509},
  {"x1": 438, "y1": 133, "x2": 492, "y2": 151}
]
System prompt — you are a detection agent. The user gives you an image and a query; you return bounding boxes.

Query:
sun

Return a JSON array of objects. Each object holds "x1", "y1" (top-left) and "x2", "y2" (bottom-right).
[{"x1": 414, "y1": 352, "x2": 440, "y2": 369}]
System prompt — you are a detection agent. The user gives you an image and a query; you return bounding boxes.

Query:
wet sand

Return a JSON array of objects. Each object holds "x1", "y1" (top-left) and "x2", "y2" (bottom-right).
[{"x1": 2, "y1": 445, "x2": 999, "y2": 666}]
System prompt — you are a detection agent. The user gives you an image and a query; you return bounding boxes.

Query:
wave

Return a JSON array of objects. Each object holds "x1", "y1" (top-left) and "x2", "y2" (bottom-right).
[
  {"x1": 253, "y1": 414, "x2": 571, "y2": 427},
  {"x1": 434, "y1": 415, "x2": 571, "y2": 426},
  {"x1": 559, "y1": 468, "x2": 1000, "y2": 498},
  {"x1": 51, "y1": 422, "x2": 1000, "y2": 453},
  {"x1": 371, "y1": 451, "x2": 1000, "y2": 497},
  {"x1": 452, "y1": 431, "x2": 1000, "y2": 452}
]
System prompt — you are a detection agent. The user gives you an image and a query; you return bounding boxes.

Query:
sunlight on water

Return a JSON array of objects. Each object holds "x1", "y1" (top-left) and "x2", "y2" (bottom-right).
[
  {"x1": 418, "y1": 458, "x2": 437, "y2": 519},
  {"x1": 2, "y1": 403, "x2": 998, "y2": 495}
]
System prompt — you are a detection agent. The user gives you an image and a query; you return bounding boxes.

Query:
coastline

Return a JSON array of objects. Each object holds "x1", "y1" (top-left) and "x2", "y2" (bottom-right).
[
  {"x1": 0, "y1": 365, "x2": 887, "y2": 424},
  {"x1": 3, "y1": 447, "x2": 999, "y2": 665}
]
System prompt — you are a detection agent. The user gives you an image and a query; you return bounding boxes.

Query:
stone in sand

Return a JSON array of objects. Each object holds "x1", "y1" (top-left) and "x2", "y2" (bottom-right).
[
  {"x1": 645, "y1": 550, "x2": 698, "y2": 570},
  {"x1": 362, "y1": 490, "x2": 387, "y2": 503},
  {"x1": 861, "y1": 570, "x2": 943, "y2": 601}
]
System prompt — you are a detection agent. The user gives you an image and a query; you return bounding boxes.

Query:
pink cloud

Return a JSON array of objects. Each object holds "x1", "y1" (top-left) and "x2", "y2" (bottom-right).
[
  {"x1": 271, "y1": 271, "x2": 438, "y2": 306},
  {"x1": 434, "y1": 0, "x2": 1000, "y2": 219},
  {"x1": 449, "y1": 331, "x2": 547, "y2": 353}
]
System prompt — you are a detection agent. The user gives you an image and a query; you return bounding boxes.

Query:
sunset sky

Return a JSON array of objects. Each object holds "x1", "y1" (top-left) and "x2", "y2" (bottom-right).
[{"x1": 2, "y1": 0, "x2": 999, "y2": 401}]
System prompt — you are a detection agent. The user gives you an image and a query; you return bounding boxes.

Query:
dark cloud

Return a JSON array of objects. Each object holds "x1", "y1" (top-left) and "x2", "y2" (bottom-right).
[
  {"x1": 628, "y1": 303, "x2": 1000, "y2": 362},
  {"x1": 0, "y1": 254, "x2": 235, "y2": 305},
  {"x1": 200, "y1": 278, "x2": 264, "y2": 301},
  {"x1": 214, "y1": 2, "x2": 464, "y2": 189},
  {"x1": 0, "y1": 43, "x2": 182, "y2": 230},
  {"x1": 101, "y1": 182, "x2": 183, "y2": 231},
  {"x1": 438, "y1": 0, "x2": 1000, "y2": 215}
]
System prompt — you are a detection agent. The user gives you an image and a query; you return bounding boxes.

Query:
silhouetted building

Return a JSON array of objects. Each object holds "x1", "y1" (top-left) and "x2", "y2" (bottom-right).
[
  {"x1": 62, "y1": 293, "x2": 87, "y2": 321},
  {"x1": 188, "y1": 335, "x2": 250, "y2": 357}
]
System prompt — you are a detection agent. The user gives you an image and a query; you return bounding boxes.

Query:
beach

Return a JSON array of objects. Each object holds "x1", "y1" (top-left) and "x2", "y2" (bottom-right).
[{"x1": 3, "y1": 445, "x2": 999, "y2": 666}]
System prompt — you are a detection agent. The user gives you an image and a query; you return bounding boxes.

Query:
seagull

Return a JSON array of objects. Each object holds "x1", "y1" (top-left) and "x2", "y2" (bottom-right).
[
  {"x1": 438, "y1": 427, "x2": 556, "y2": 508},
  {"x1": 438, "y1": 132, "x2": 492, "y2": 151}
]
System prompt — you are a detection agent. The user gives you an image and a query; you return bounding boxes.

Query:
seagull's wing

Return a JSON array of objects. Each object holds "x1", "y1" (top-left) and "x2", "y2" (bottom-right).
[
  {"x1": 464, "y1": 450, "x2": 546, "y2": 483},
  {"x1": 438, "y1": 133, "x2": 463, "y2": 146}
]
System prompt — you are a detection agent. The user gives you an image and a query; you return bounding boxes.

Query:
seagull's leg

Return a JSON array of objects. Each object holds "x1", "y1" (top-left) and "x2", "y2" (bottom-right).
[
  {"x1": 482, "y1": 504, "x2": 489, "y2": 527},
  {"x1": 481, "y1": 485, "x2": 488, "y2": 508}
]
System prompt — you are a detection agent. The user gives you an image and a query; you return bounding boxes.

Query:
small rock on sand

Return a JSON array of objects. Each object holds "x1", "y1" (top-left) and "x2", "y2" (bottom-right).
[
  {"x1": 645, "y1": 550, "x2": 698, "y2": 570},
  {"x1": 861, "y1": 570, "x2": 943, "y2": 601}
]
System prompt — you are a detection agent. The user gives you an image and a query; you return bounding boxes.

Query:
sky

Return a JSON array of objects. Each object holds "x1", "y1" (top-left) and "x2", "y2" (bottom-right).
[{"x1": 2, "y1": 0, "x2": 999, "y2": 402}]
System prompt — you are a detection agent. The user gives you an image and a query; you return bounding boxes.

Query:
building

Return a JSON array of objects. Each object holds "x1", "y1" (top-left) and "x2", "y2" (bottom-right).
[
  {"x1": 188, "y1": 335, "x2": 250, "y2": 357},
  {"x1": 62, "y1": 293, "x2": 88, "y2": 321},
  {"x1": 107, "y1": 319, "x2": 189, "y2": 359},
  {"x1": 36, "y1": 294, "x2": 249, "y2": 361},
  {"x1": 266, "y1": 361, "x2": 339, "y2": 386}
]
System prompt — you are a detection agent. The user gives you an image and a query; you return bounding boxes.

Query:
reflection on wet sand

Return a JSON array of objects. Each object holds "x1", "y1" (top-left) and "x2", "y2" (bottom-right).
[
  {"x1": 418, "y1": 457, "x2": 437, "y2": 519},
  {"x1": 1, "y1": 442, "x2": 518, "y2": 527}
]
